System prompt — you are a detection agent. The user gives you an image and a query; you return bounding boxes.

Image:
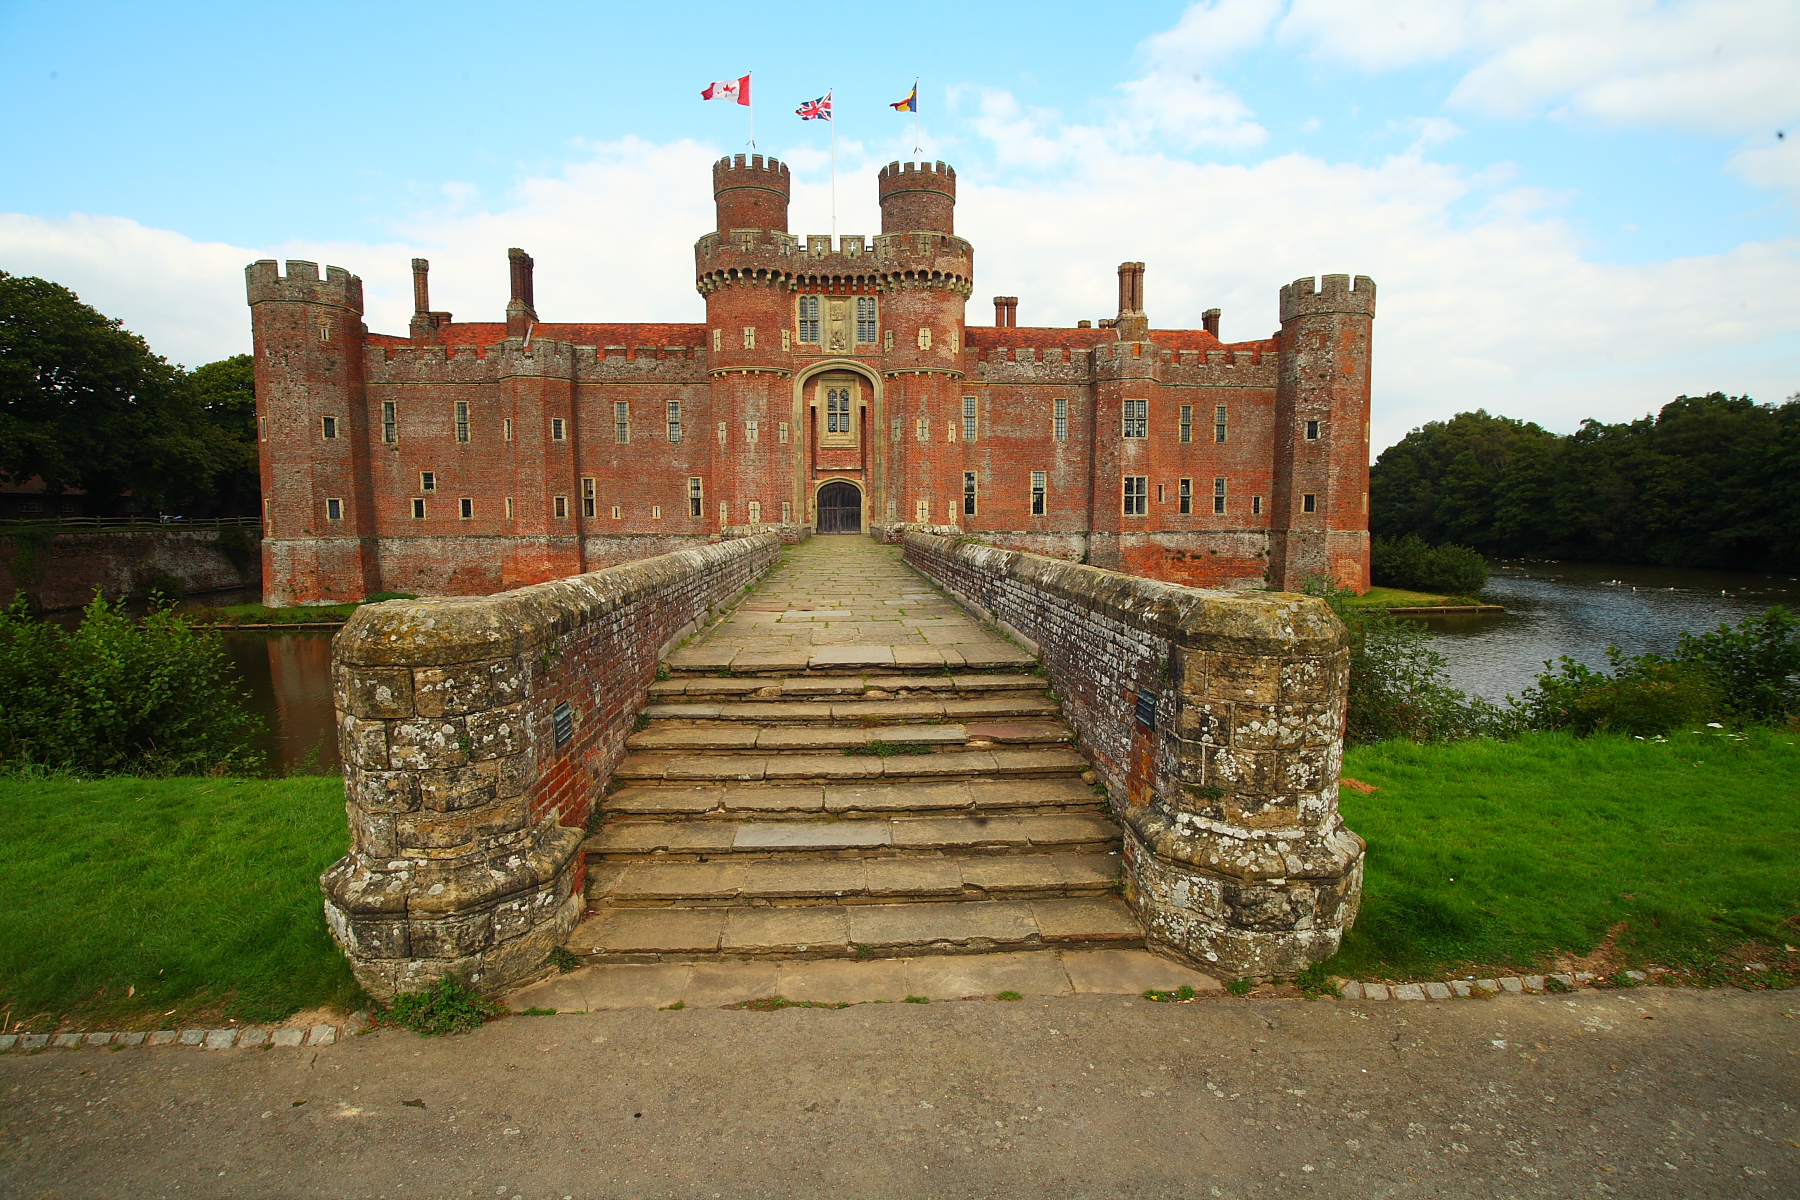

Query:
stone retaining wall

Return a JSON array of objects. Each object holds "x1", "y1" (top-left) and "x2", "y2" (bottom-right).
[
  {"x1": 903, "y1": 531, "x2": 1363, "y2": 977},
  {"x1": 323, "y1": 532, "x2": 784, "y2": 1000},
  {"x1": 0, "y1": 527, "x2": 260, "y2": 611}
]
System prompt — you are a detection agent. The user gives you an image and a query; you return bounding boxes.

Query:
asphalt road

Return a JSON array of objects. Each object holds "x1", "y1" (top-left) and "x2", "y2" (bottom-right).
[{"x1": 2, "y1": 987, "x2": 1796, "y2": 1199}]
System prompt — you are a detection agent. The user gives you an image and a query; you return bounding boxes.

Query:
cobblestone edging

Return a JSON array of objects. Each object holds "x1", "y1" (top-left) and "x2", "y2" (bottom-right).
[
  {"x1": 0, "y1": 1013, "x2": 367, "y2": 1053},
  {"x1": 1342, "y1": 971, "x2": 1645, "y2": 1000}
]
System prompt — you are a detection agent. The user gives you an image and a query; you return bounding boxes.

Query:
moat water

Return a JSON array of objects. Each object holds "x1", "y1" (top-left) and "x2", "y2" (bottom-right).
[
  {"x1": 1421, "y1": 559, "x2": 1800, "y2": 702},
  {"x1": 159, "y1": 558, "x2": 1800, "y2": 775}
]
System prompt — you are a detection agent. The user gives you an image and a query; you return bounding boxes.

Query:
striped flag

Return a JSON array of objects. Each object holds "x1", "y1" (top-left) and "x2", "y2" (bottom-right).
[{"x1": 701, "y1": 75, "x2": 751, "y2": 106}]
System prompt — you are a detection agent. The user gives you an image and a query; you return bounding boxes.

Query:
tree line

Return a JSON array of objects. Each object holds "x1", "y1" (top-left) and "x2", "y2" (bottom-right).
[
  {"x1": 0, "y1": 272, "x2": 257, "y2": 517},
  {"x1": 1370, "y1": 396, "x2": 1800, "y2": 571}
]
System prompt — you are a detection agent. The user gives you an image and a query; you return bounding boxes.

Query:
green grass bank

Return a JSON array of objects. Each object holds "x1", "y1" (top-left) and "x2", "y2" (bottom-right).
[
  {"x1": 0, "y1": 774, "x2": 360, "y2": 1031},
  {"x1": 1332, "y1": 727, "x2": 1800, "y2": 980}
]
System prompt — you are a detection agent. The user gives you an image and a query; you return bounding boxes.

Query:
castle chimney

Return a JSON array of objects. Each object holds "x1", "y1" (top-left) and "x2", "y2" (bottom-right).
[
  {"x1": 1202, "y1": 308, "x2": 1221, "y2": 337},
  {"x1": 992, "y1": 296, "x2": 1018, "y2": 328},
  {"x1": 713, "y1": 154, "x2": 791, "y2": 233},
  {"x1": 878, "y1": 160, "x2": 956, "y2": 235},
  {"x1": 507, "y1": 248, "x2": 537, "y2": 337},
  {"x1": 1114, "y1": 262, "x2": 1149, "y2": 341},
  {"x1": 409, "y1": 258, "x2": 436, "y2": 339}
]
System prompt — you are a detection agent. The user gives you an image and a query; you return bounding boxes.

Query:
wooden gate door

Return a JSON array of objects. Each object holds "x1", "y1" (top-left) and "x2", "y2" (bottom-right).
[{"x1": 816, "y1": 480, "x2": 862, "y2": 534}]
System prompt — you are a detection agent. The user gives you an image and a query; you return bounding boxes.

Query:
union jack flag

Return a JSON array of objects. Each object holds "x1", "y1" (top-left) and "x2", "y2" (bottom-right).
[{"x1": 795, "y1": 92, "x2": 832, "y2": 121}]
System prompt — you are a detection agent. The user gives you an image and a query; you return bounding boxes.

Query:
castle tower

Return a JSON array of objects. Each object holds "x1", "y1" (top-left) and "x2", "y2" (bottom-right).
[
  {"x1": 701, "y1": 155, "x2": 796, "y2": 529},
  {"x1": 246, "y1": 259, "x2": 378, "y2": 605},
  {"x1": 875, "y1": 161, "x2": 969, "y2": 529},
  {"x1": 1270, "y1": 274, "x2": 1376, "y2": 591},
  {"x1": 714, "y1": 152, "x2": 791, "y2": 234}
]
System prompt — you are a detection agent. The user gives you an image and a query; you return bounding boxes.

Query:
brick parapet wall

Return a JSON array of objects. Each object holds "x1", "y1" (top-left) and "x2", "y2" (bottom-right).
[
  {"x1": 321, "y1": 531, "x2": 783, "y2": 1000},
  {"x1": 903, "y1": 531, "x2": 1363, "y2": 977}
]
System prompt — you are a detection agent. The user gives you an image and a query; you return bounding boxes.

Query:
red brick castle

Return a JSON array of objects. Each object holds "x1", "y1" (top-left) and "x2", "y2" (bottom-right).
[{"x1": 248, "y1": 156, "x2": 1374, "y2": 605}]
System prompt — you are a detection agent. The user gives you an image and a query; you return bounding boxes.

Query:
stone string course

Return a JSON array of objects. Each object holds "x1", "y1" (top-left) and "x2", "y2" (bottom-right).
[
  {"x1": 1, "y1": 1015, "x2": 363, "y2": 1053},
  {"x1": 903, "y1": 531, "x2": 1363, "y2": 978},
  {"x1": 323, "y1": 532, "x2": 784, "y2": 1001}
]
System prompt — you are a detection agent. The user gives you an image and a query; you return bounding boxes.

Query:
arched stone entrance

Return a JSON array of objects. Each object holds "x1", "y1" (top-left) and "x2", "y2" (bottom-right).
[{"x1": 816, "y1": 479, "x2": 863, "y2": 534}]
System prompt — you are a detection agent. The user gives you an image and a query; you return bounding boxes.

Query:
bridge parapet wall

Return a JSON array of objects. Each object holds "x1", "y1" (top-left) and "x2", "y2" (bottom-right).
[
  {"x1": 902, "y1": 532, "x2": 1363, "y2": 977},
  {"x1": 321, "y1": 532, "x2": 783, "y2": 1000}
]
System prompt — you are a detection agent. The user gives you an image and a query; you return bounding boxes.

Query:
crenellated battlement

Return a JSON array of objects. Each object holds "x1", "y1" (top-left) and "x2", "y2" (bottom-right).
[
  {"x1": 713, "y1": 153, "x2": 791, "y2": 194},
  {"x1": 364, "y1": 337, "x2": 708, "y2": 384},
  {"x1": 1279, "y1": 274, "x2": 1376, "y2": 322},
  {"x1": 694, "y1": 229, "x2": 973, "y2": 297},
  {"x1": 877, "y1": 159, "x2": 956, "y2": 199},
  {"x1": 246, "y1": 259, "x2": 364, "y2": 313}
]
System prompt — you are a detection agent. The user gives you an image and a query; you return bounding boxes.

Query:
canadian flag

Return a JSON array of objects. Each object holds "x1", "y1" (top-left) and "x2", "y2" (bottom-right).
[{"x1": 701, "y1": 74, "x2": 751, "y2": 106}]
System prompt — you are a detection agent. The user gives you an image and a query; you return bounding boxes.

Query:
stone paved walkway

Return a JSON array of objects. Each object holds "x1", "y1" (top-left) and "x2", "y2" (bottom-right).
[{"x1": 664, "y1": 534, "x2": 1036, "y2": 674}]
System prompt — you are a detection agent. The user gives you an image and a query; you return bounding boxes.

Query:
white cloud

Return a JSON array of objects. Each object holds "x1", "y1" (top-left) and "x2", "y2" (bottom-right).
[
  {"x1": 1142, "y1": 0, "x2": 1285, "y2": 64},
  {"x1": 1280, "y1": 0, "x2": 1800, "y2": 135},
  {"x1": 3, "y1": 132, "x2": 1795, "y2": 456}
]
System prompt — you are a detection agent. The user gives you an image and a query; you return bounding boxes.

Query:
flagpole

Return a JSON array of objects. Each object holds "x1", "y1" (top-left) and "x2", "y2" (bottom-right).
[
  {"x1": 829, "y1": 89, "x2": 837, "y2": 239},
  {"x1": 913, "y1": 78, "x2": 921, "y2": 155},
  {"x1": 749, "y1": 74, "x2": 756, "y2": 149}
]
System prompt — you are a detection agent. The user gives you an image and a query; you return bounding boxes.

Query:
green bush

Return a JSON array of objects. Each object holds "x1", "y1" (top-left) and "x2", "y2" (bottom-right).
[
  {"x1": 1516, "y1": 649, "x2": 1723, "y2": 737},
  {"x1": 1305, "y1": 578, "x2": 1513, "y2": 745},
  {"x1": 1676, "y1": 606, "x2": 1799, "y2": 724},
  {"x1": 0, "y1": 591, "x2": 262, "y2": 775},
  {"x1": 383, "y1": 976, "x2": 503, "y2": 1036},
  {"x1": 1371, "y1": 534, "x2": 1489, "y2": 595}
]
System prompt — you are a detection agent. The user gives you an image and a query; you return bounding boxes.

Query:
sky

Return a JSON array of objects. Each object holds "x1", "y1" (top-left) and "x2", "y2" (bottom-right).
[{"x1": 2, "y1": 0, "x2": 1797, "y2": 454}]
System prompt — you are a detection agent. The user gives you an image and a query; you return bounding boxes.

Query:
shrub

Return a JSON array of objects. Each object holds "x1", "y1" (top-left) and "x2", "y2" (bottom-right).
[
  {"x1": 0, "y1": 590, "x2": 262, "y2": 775},
  {"x1": 383, "y1": 976, "x2": 503, "y2": 1036},
  {"x1": 1515, "y1": 649, "x2": 1722, "y2": 737},
  {"x1": 1676, "y1": 606, "x2": 1800, "y2": 724},
  {"x1": 1304, "y1": 578, "x2": 1513, "y2": 745},
  {"x1": 1371, "y1": 534, "x2": 1488, "y2": 595}
]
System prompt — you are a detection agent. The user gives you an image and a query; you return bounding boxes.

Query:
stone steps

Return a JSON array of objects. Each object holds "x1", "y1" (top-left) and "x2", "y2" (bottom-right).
[
  {"x1": 601, "y1": 777, "x2": 1107, "y2": 821},
  {"x1": 610, "y1": 746, "x2": 1090, "y2": 784},
  {"x1": 640, "y1": 696, "x2": 1060, "y2": 724},
  {"x1": 565, "y1": 895, "x2": 1143, "y2": 963},
  {"x1": 624, "y1": 719, "x2": 1072, "y2": 754},
  {"x1": 587, "y1": 851, "x2": 1122, "y2": 906},
  {"x1": 648, "y1": 672, "x2": 1045, "y2": 700},
  {"x1": 663, "y1": 644, "x2": 1037, "y2": 676},
  {"x1": 567, "y1": 547, "x2": 1147, "y2": 970},
  {"x1": 585, "y1": 811, "x2": 1121, "y2": 862}
]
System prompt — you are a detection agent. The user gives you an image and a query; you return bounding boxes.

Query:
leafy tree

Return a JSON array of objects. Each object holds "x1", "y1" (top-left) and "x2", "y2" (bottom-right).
[
  {"x1": 1371, "y1": 394, "x2": 1800, "y2": 570},
  {"x1": 0, "y1": 273, "x2": 256, "y2": 515},
  {"x1": 187, "y1": 353, "x2": 259, "y2": 515}
]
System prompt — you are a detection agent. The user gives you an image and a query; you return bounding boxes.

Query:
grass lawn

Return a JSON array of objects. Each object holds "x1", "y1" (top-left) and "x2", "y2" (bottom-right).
[
  {"x1": 1342, "y1": 585, "x2": 1481, "y2": 609},
  {"x1": 1331, "y1": 727, "x2": 1800, "y2": 980},
  {"x1": 0, "y1": 774, "x2": 360, "y2": 1031}
]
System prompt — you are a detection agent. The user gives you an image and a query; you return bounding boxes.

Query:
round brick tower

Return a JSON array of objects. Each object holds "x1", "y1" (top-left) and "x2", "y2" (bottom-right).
[
  {"x1": 699, "y1": 155, "x2": 796, "y2": 530},
  {"x1": 878, "y1": 160, "x2": 955, "y2": 235},
  {"x1": 713, "y1": 153, "x2": 790, "y2": 233},
  {"x1": 873, "y1": 161, "x2": 971, "y2": 529}
]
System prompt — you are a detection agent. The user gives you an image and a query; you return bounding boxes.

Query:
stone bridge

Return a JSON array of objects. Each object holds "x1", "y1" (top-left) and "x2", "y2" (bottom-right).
[{"x1": 323, "y1": 532, "x2": 1361, "y2": 1000}]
